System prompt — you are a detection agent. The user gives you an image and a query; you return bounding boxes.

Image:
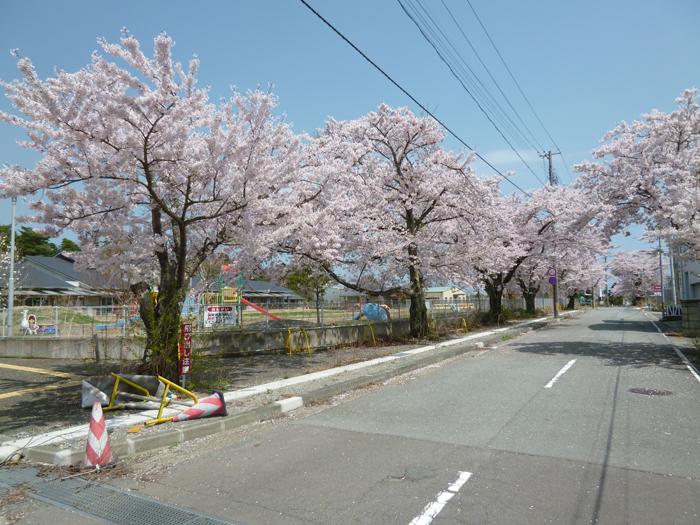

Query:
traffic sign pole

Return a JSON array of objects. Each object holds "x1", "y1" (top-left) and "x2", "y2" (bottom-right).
[{"x1": 549, "y1": 269, "x2": 559, "y2": 318}]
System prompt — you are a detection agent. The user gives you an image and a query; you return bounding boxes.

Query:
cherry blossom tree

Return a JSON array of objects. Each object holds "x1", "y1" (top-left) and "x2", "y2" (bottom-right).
[
  {"x1": 513, "y1": 256, "x2": 548, "y2": 314},
  {"x1": 279, "y1": 104, "x2": 490, "y2": 337},
  {"x1": 0, "y1": 32, "x2": 301, "y2": 377},
  {"x1": 559, "y1": 257, "x2": 605, "y2": 310},
  {"x1": 576, "y1": 89, "x2": 700, "y2": 256},
  {"x1": 609, "y1": 251, "x2": 659, "y2": 304},
  {"x1": 462, "y1": 184, "x2": 606, "y2": 320}
]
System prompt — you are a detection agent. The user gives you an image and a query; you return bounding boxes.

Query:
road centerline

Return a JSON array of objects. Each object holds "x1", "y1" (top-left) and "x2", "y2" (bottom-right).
[
  {"x1": 544, "y1": 359, "x2": 577, "y2": 389},
  {"x1": 408, "y1": 470, "x2": 472, "y2": 525}
]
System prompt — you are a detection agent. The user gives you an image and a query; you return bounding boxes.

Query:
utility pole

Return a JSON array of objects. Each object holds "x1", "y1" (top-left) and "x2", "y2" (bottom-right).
[
  {"x1": 658, "y1": 237, "x2": 665, "y2": 314},
  {"x1": 668, "y1": 242, "x2": 678, "y2": 305},
  {"x1": 542, "y1": 151, "x2": 559, "y2": 317},
  {"x1": 604, "y1": 255, "x2": 610, "y2": 307},
  {"x1": 7, "y1": 196, "x2": 16, "y2": 337}
]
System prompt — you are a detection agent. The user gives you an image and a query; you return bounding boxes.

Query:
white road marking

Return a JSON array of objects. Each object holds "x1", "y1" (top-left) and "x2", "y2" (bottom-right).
[
  {"x1": 544, "y1": 359, "x2": 577, "y2": 389},
  {"x1": 646, "y1": 314, "x2": 700, "y2": 384},
  {"x1": 409, "y1": 471, "x2": 472, "y2": 525}
]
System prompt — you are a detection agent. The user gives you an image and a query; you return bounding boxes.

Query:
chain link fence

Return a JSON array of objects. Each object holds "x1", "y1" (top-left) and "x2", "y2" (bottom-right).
[{"x1": 0, "y1": 294, "x2": 554, "y2": 338}]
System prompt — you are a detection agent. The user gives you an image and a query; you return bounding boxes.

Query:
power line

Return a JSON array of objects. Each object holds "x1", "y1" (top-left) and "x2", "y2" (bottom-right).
[
  {"x1": 398, "y1": 0, "x2": 546, "y2": 186},
  {"x1": 297, "y1": 0, "x2": 530, "y2": 195},
  {"x1": 438, "y1": 0, "x2": 546, "y2": 153},
  {"x1": 408, "y1": 0, "x2": 542, "y2": 157},
  {"x1": 464, "y1": 0, "x2": 574, "y2": 183}
]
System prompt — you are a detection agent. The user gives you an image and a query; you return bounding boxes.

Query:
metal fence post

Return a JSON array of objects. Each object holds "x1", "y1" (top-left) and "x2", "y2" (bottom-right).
[{"x1": 53, "y1": 305, "x2": 59, "y2": 337}]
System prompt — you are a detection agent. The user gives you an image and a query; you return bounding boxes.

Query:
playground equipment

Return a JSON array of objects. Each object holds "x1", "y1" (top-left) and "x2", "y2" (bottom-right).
[
  {"x1": 196, "y1": 282, "x2": 283, "y2": 327},
  {"x1": 241, "y1": 297, "x2": 281, "y2": 321}
]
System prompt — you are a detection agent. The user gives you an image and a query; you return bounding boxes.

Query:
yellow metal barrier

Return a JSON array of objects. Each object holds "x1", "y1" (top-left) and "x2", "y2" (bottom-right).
[
  {"x1": 104, "y1": 373, "x2": 152, "y2": 412},
  {"x1": 366, "y1": 321, "x2": 376, "y2": 346},
  {"x1": 286, "y1": 328, "x2": 294, "y2": 355},
  {"x1": 102, "y1": 372, "x2": 198, "y2": 424},
  {"x1": 286, "y1": 327, "x2": 312, "y2": 355},
  {"x1": 298, "y1": 328, "x2": 311, "y2": 354},
  {"x1": 144, "y1": 376, "x2": 199, "y2": 426}
]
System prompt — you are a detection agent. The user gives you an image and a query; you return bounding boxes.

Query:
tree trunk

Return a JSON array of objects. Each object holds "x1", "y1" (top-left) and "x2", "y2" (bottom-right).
[
  {"x1": 566, "y1": 294, "x2": 577, "y2": 310},
  {"x1": 523, "y1": 291, "x2": 536, "y2": 314},
  {"x1": 408, "y1": 244, "x2": 428, "y2": 338},
  {"x1": 141, "y1": 267, "x2": 186, "y2": 380},
  {"x1": 409, "y1": 286, "x2": 428, "y2": 338},
  {"x1": 484, "y1": 279, "x2": 504, "y2": 323},
  {"x1": 315, "y1": 288, "x2": 321, "y2": 325}
]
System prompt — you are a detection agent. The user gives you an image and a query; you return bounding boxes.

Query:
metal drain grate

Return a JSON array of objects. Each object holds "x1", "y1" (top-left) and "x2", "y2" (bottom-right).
[
  {"x1": 629, "y1": 387, "x2": 673, "y2": 396},
  {"x1": 0, "y1": 468, "x2": 240, "y2": 525}
]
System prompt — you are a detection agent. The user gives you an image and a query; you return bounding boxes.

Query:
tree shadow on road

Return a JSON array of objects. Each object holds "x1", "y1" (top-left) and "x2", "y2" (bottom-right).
[
  {"x1": 510, "y1": 340, "x2": 687, "y2": 371},
  {"x1": 586, "y1": 319, "x2": 659, "y2": 333},
  {"x1": 0, "y1": 386, "x2": 85, "y2": 436}
]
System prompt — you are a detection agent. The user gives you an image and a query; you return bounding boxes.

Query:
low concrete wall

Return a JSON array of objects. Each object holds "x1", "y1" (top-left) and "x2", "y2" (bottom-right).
[
  {"x1": 196, "y1": 319, "x2": 413, "y2": 356},
  {"x1": 681, "y1": 299, "x2": 700, "y2": 337},
  {"x1": 0, "y1": 315, "x2": 470, "y2": 360},
  {"x1": 0, "y1": 335, "x2": 143, "y2": 361}
]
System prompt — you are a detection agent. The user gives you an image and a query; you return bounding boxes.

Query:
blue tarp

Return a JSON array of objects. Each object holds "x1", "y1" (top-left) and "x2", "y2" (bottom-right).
[{"x1": 353, "y1": 303, "x2": 389, "y2": 322}]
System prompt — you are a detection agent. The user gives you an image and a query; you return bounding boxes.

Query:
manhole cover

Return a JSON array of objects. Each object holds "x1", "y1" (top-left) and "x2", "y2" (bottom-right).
[{"x1": 629, "y1": 387, "x2": 673, "y2": 396}]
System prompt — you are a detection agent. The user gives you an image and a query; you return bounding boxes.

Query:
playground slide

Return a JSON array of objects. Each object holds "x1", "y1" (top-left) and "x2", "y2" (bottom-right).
[{"x1": 240, "y1": 297, "x2": 282, "y2": 321}]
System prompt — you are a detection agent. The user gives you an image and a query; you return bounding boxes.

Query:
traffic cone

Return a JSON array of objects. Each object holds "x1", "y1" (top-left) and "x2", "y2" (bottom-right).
[
  {"x1": 85, "y1": 401, "x2": 112, "y2": 467},
  {"x1": 171, "y1": 391, "x2": 227, "y2": 422}
]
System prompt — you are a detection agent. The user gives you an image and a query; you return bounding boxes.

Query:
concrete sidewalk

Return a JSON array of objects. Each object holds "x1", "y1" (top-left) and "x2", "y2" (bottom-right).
[{"x1": 0, "y1": 313, "x2": 585, "y2": 466}]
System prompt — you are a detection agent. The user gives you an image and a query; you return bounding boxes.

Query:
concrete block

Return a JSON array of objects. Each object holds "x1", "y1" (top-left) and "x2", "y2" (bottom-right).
[
  {"x1": 127, "y1": 429, "x2": 182, "y2": 454},
  {"x1": 179, "y1": 419, "x2": 225, "y2": 441},
  {"x1": 53, "y1": 448, "x2": 80, "y2": 466},
  {"x1": 255, "y1": 403, "x2": 283, "y2": 420},
  {"x1": 110, "y1": 440, "x2": 130, "y2": 460},
  {"x1": 275, "y1": 396, "x2": 303, "y2": 413},
  {"x1": 221, "y1": 409, "x2": 263, "y2": 430},
  {"x1": 25, "y1": 446, "x2": 61, "y2": 465}
]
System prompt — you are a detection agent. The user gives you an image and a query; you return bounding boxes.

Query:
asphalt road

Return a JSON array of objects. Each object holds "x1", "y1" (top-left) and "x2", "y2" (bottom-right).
[{"x1": 8, "y1": 307, "x2": 700, "y2": 524}]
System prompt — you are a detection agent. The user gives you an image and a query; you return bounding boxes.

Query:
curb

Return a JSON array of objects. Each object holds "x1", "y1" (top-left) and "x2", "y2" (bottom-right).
[{"x1": 24, "y1": 315, "x2": 564, "y2": 466}]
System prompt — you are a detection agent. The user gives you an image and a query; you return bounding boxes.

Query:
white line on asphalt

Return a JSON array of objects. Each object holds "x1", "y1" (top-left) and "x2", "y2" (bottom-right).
[
  {"x1": 646, "y1": 315, "x2": 700, "y2": 384},
  {"x1": 544, "y1": 359, "x2": 577, "y2": 389},
  {"x1": 408, "y1": 471, "x2": 472, "y2": 525}
]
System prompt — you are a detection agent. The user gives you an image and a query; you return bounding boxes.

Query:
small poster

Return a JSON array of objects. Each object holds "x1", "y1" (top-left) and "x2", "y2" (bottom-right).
[{"x1": 203, "y1": 305, "x2": 237, "y2": 327}]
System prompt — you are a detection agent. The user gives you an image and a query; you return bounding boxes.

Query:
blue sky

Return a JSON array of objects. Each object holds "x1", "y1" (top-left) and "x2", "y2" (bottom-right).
[{"x1": 0, "y1": 0, "x2": 698, "y2": 251}]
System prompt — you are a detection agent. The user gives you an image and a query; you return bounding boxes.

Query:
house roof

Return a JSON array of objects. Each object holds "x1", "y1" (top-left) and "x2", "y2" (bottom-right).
[
  {"x1": 324, "y1": 286, "x2": 366, "y2": 300},
  {"x1": 425, "y1": 286, "x2": 457, "y2": 293},
  {"x1": 3, "y1": 256, "x2": 127, "y2": 295},
  {"x1": 240, "y1": 279, "x2": 303, "y2": 300},
  {"x1": 191, "y1": 274, "x2": 303, "y2": 301}
]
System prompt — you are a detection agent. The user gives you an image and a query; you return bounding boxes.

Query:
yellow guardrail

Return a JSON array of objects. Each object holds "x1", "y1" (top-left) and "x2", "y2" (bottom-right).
[{"x1": 104, "y1": 372, "x2": 198, "y2": 426}]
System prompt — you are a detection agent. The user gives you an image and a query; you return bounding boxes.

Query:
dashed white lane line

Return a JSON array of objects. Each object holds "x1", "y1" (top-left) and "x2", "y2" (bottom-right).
[
  {"x1": 646, "y1": 315, "x2": 700, "y2": 384},
  {"x1": 544, "y1": 359, "x2": 577, "y2": 389},
  {"x1": 409, "y1": 471, "x2": 472, "y2": 525}
]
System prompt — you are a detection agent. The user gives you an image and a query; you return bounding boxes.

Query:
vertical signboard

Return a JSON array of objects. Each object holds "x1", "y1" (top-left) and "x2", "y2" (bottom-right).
[{"x1": 179, "y1": 322, "x2": 193, "y2": 385}]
